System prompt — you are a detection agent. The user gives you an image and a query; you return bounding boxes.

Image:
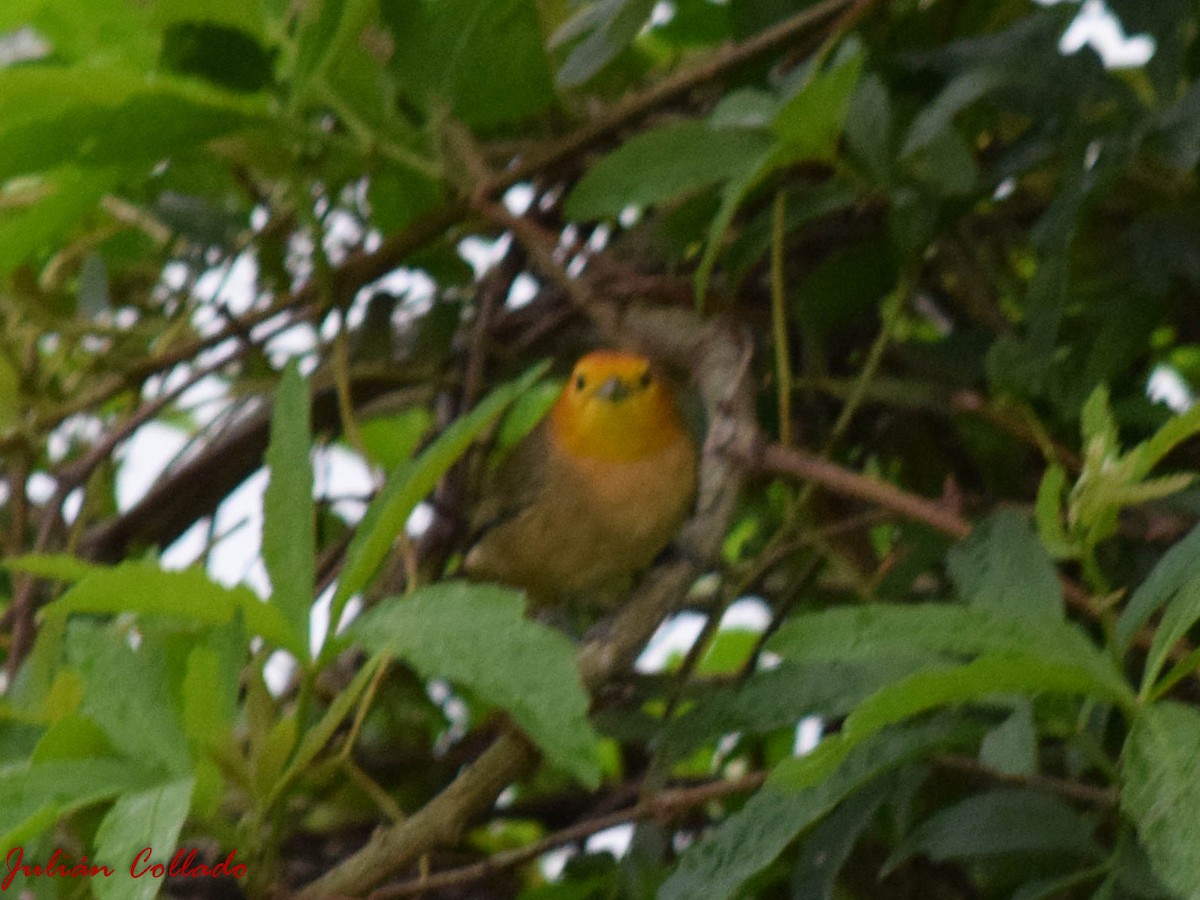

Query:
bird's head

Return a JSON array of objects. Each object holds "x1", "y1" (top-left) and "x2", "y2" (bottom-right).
[{"x1": 550, "y1": 350, "x2": 687, "y2": 463}]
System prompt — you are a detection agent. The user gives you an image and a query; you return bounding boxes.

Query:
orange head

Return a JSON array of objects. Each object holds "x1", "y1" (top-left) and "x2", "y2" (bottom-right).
[{"x1": 549, "y1": 350, "x2": 688, "y2": 463}]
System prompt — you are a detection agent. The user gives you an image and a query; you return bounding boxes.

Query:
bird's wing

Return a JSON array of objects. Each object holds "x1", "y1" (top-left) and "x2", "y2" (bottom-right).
[{"x1": 467, "y1": 421, "x2": 552, "y2": 541}]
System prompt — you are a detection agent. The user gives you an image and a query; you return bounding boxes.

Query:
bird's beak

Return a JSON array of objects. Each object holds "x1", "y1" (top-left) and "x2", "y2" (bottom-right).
[{"x1": 595, "y1": 376, "x2": 632, "y2": 402}]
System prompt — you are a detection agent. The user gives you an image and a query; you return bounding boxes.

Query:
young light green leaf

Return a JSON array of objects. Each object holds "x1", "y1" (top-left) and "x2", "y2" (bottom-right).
[
  {"x1": 4, "y1": 552, "x2": 98, "y2": 583},
  {"x1": 946, "y1": 509, "x2": 1064, "y2": 621},
  {"x1": 659, "y1": 717, "x2": 965, "y2": 900},
  {"x1": 358, "y1": 407, "x2": 433, "y2": 471},
  {"x1": 884, "y1": 788, "x2": 1100, "y2": 873},
  {"x1": 565, "y1": 122, "x2": 772, "y2": 220},
  {"x1": 1122, "y1": 701, "x2": 1200, "y2": 899},
  {"x1": 41, "y1": 561, "x2": 301, "y2": 656},
  {"x1": 325, "y1": 361, "x2": 549, "y2": 651},
  {"x1": 1035, "y1": 463, "x2": 1074, "y2": 559},
  {"x1": 348, "y1": 582, "x2": 602, "y2": 787},
  {"x1": 263, "y1": 361, "x2": 315, "y2": 656},
  {"x1": 93, "y1": 778, "x2": 194, "y2": 900}
]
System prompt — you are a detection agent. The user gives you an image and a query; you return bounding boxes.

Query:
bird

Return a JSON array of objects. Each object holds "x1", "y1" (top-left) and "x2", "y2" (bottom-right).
[{"x1": 463, "y1": 350, "x2": 698, "y2": 608}]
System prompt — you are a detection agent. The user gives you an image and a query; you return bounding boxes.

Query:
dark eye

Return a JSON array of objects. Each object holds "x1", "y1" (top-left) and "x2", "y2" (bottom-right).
[
  {"x1": 639, "y1": 370, "x2": 652, "y2": 388},
  {"x1": 575, "y1": 374, "x2": 587, "y2": 391}
]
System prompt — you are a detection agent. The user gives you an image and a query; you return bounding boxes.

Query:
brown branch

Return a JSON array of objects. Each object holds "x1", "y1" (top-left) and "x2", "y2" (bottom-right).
[
  {"x1": 755, "y1": 441, "x2": 974, "y2": 540},
  {"x1": 369, "y1": 772, "x2": 767, "y2": 899},
  {"x1": 931, "y1": 754, "x2": 1118, "y2": 809}
]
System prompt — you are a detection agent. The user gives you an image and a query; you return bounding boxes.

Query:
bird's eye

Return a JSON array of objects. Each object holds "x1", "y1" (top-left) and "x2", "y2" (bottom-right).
[
  {"x1": 639, "y1": 370, "x2": 652, "y2": 389},
  {"x1": 575, "y1": 374, "x2": 587, "y2": 391}
]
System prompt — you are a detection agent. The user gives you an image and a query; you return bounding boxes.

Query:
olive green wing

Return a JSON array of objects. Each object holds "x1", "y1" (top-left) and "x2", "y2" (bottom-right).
[{"x1": 467, "y1": 420, "x2": 551, "y2": 541}]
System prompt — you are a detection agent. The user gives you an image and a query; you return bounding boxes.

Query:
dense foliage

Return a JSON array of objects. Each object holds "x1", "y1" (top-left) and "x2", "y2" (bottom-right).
[{"x1": 3, "y1": 0, "x2": 1200, "y2": 897}]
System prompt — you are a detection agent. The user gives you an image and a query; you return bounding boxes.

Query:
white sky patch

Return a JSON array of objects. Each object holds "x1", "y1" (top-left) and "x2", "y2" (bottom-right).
[
  {"x1": 506, "y1": 272, "x2": 539, "y2": 309},
  {"x1": 407, "y1": 501, "x2": 435, "y2": 539},
  {"x1": 207, "y1": 468, "x2": 267, "y2": 590},
  {"x1": 47, "y1": 415, "x2": 104, "y2": 464},
  {"x1": 264, "y1": 649, "x2": 298, "y2": 696},
  {"x1": 459, "y1": 233, "x2": 512, "y2": 278},
  {"x1": 636, "y1": 611, "x2": 706, "y2": 673},
  {"x1": 116, "y1": 422, "x2": 189, "y2": 512},
  {"x1": 719, "y1": 596, "x2": 771, "y2": 631},
  {"x1": 315, "y1": 443, "x2": 374, "y2": 524},
  {"x1": 586, "y1": 823, "x2": 634, "y2": 859},
  {"x1": 504, "y1": 183, "x2": 535, "y2": 215},
  {"x1": 1148, "y1": 364, "x2": 1193, "y2": 413},
  {"x1": 794, "y1": 716, "x2": 823, "y2": 756},
  {"x1": 1039, "y1": 0, "x2": 1155, "y2": 68},
  {"x1": 323, "y1": 209, "x2": 364, "y2": 264},
  {"x1": 161, "y1": 518, "x2": 209, "y2": 570}
]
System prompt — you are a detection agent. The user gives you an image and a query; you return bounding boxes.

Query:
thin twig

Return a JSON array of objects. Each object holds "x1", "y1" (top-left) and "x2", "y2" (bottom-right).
[{"x1": 369, "y1": 772, "x2": 767, "y2": 899}]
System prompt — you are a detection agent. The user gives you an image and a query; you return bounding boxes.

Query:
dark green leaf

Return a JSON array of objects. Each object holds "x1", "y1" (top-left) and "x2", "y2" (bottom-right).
[
  {"x1": 554, "y1": 0, "x2": 656, "y2": 87},
  {"x1": 885, "y1": 788, "x2": 1100, "y2": 871},
  {"x1": 659, "y1": 717, "x2": 965, "y2": 900},
  {"x1": 1122, "y1": 702, "x2": 1200, "y2": 898},
  {"x1": 773, "y1": 43, "x2": 863, "y2": 161},
  {"x1": 946, "y1": 509, "x2": 1064, "y2": 622},
  {"x1": 160, "y1": 21, "x2": 274, "y2": 92},
  {"x1": 565, "y1": 122, "x2": 772, "y2": 220},
  {"x1": 385, "y1": 0, "x2": 556, "y2": 128},
  {"x1": 1116, "y1": 523, "x2": 1200, "y2": 652}
]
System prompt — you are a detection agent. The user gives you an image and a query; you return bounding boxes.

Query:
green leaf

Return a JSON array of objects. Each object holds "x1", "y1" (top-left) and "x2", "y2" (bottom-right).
[
  {"x1": 901, "y1": 66, "x2": 1008, "y2": 157},
  {"x1": 358, "y1": 407, "x2": 434, "y2": 470},
  {"x1": 0, "y1": 759, "x2": 150, "y2": 847},
  {"x1": 160, "y1": 21, "x2": 274, "y2": 93},
  {"x1": 385, "y1": 0, "x2": 556, "y2": 128},
  {"x1": 979, "y1": 700, "x2": 1037, "y2": 776},
  {"x1": 659, "y1": 659, "x2": 926, "y2": 762},
  {"x1": 790, "y1": 776, "x2": 893, "y2": 900},
  {"x1": 658, "y1": 717, "x2": 965, "y2": 900},
  {"x1": 65, "y1": 622, "x2": 192, "y2": 776},
  {"x1": 267, "y1": 650, "x2": 388, "y2": 807},
  {"x1": 767, "y1": 604, "x2": 1127, "y2": 705},
  {"x1": 263, "y1": 361, "x2": 316, "y2": 656},
  {"x1": 884, "y1": 788, "x2": 1100, "y2": 872},
  {"x1": 1122, "y1": 701, "x2": 1200, "y2": 898},
  {"x1": 349, "y1": 582, "x2": 603, "y2": 787},
  {"x1": 844, "y1": 73, "x2": 893, "y2": 183},
  {"x1": 1035, "y1": 464, "x2": 1074, "y2": 559},
  {"x1": 4, "y1": 552, "x2": 98, "y2": 583},
  {"x1": 325, "y1": 361, "x2": 549, "y2": 646},
  {"x1": 0, "y1": 166, "x2": 121, "y2": 277},
  {"x1": 564, "y1": 122, "x2": 772, "y2": 220},
  {"x1": 41, "y1": 561, "x2": 300, "y2": 655},
  {"x1": 694, "y1": 145, "x2": 777, "y2": 303},
  {"x1": 182, "y1": 645, "x2": 235, "y2": 751},
  {"x1": 773, "y1": 43, "x2": 864, "y2": 161},
  {"x1": 93, "y1": 778, "x2": 194, "y2": 900},
  {"x1": 1116, "y1": 523, "x2": 1200, "y2": 652},
  {"x1": 0, "y1": 66, "x2": 266, "y2": 179},
  {"x1": 842, "y1": 652, "x2": 1133, "y2": 741},
  {"x1": 1140, "y1": 572, "x2": 1200, "y2": 699},
  {"x1": 554, "y1": 0, "x2": 656, "y2": 87},
  {"x1": 946, "y1": 509, "x2": 1064, "y2": 622}
]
